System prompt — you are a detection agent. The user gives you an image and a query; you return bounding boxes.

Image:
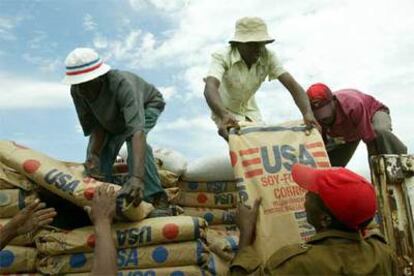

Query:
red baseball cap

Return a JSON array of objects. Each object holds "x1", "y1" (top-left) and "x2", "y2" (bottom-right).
[
  {"x1": 306, "y1": 83, "x2": 334, "y2": 120},
  {"x1": 291, "y1": 164, "x2": 377, "y2": 230}
]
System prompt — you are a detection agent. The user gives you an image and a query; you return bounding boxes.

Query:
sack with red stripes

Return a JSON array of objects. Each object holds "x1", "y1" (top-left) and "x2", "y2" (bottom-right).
[{"x1": 229, "y1": 121, "x2": 330, "y2": 262}]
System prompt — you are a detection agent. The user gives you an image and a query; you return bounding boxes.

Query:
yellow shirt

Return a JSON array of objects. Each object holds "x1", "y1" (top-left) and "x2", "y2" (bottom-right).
[{"x1": 206, "y1": 46, "x2": 286, "y2": 123}]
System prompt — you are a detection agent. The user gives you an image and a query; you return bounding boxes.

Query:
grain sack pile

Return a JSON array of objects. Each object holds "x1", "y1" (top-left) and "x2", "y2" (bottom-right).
[
  {"x1": 0, "y1": 164, "x2": 42, "y2": 274},
  {"x1": 229, "y1": 121, "x2": 330, "y2": 263},
  {"x1": 174, "y1": 154, "x2": 241, "y2": 267},
  {"x1": 35, "y1": 216, "x2": 222, "y2": 274}
]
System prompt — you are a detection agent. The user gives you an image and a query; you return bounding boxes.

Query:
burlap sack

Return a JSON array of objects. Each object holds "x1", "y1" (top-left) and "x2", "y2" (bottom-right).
[
  {"x1": 181, "y1": 207, "x2": 236, "y2": 225},
  {"x1": 0, "y1": 218, "x2": 34, "y2": 246},
  {"x1": 0, "y1": 141, "x2": 153, "y2": 221},
  {"x1": 173, "y1": 191, "x2": 238, "y2": 209},
  {"x1": 208, "y1": 225, "x2": 239, "y2": 237},
  {"x1": 158, "y1": 169, "x2": 179, "y2": 188},
  {"x1": 37, "y1": 240, "x2": 209, "y2": 274},
  {"x1": 206, "y1": 252, "x2": 231, "y2": 276},
  {"x1": 178, "y1": 180, "x2": 237, "y2": 193},
  {"x1": 229, "y1": 121, "x2": 329, "y2": 262},
  {"x1": 0, "y1": 189, "x2": 38, "y2": 218},
  {"x1": 207, "y1": 230, "x2": 239, "y2": 262},
  {"x1": 35, "y1": 216, "x2": 207, "y2": 255},
  {"x1": 67, "y1": 265, "x2": 205, "y2": 276},
  {"x1": 0, "y1": 246, "x2": 37, "y2": 273},
  {"x1": 0, "y1": 162, "x2": 36, "y2": 191}
]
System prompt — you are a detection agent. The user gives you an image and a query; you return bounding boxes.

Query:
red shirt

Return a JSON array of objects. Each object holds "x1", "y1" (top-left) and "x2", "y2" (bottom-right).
[{"x1": 325, "y1": 89, "x2": 387, "y2": 143}]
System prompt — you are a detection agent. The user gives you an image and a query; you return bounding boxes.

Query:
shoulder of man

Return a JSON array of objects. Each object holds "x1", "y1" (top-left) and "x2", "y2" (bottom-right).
[{"x1": 265, "y1": 243, "x2": 311, "y2": 269}]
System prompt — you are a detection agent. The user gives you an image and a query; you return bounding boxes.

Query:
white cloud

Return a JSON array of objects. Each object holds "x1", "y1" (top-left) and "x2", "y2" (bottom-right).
[
  {"x1": 158, "y1": 86, "x2": 176, "y2": 100},
  {"x1": 129, "y1": 0, "x2": 189, "y2": 12},
  {"x1": 83, "y1": 14, "x2": 97, "y2": 31},
  {"x1": 28, "y1": 31, "x2": 47, "y2": 49},
  {"x1": 155, "y1": 115, "x2": 215, "y2": 131},
  {"x1": 0, "y1": 73, "x2": 71, "y2": 109},
  {"x1": 22, "y1": 53, "x2": 62, "y2": 73}
]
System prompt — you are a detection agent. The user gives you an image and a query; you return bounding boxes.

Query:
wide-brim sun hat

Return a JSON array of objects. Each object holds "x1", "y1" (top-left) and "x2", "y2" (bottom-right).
[
  {"x1": 62, "y1": 48, "x2": 111, "y2": 85},
  {"x1": 229, "y1": 17, "x2": 275, "y2": 44}
]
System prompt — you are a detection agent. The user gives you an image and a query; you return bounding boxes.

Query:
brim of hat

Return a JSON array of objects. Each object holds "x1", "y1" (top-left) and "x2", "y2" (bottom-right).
[
  {"x1": 291, "y1": 164, "x2": 320, "y2": 193},
  {"x1": 229, "y1": 38, "x2": 275, "y2": 44},
  {"x1": 62, "y1": 63, "x2": 111, "y2": 85}
]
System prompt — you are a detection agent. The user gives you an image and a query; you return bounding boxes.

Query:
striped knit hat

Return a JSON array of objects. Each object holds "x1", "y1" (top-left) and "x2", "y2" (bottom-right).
[{"x1": 62, "y1": 48, "x2": 111, "y2": 85}]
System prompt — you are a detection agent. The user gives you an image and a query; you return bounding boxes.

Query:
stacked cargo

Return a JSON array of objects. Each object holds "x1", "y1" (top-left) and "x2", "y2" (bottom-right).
[{"x1": 0, "y1": 163, "x2": 40, "y2": 274}]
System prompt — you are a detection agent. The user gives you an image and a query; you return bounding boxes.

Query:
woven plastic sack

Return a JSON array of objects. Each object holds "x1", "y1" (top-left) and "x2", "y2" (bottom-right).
[
  {"x1": 0, "y1": 189, "x2": 38, "y2": 218},
  {"x1": 0, "y1": 141, "x2": 153, "y2": 221},
  {"x1": 181, "y1": 207, "x2": 236, "y2": 225},
  {"x1": 208, "y1": 225, "x2": 240, "y2": 237},
  {"x1": 173, "y1": 191, "x2": 238, "y2": 209},
  {"x1": 229, "y1": 121, "x2": 329, "y2": 262},
  {"x1": 178, "y1": 180, "x2": 237, "y2": 193},
  {"x1": 67, "y1": 265, "x2": 205, "y2": 276},
  {"x1": 37, "y1": 240, "x2": 209, "y2": 274},
  {"x1": 183, "y1": 154, "x2": 235, "y2": 182},
  {"x1": 207, "y1": 230, "x2": 239, "y2": 261},
  {"x1": 158, "y1": 169, "x2": 179, "y2": 188},
  {"x1": 0, "y1": 246, "x2": 37, "y2": 273},
  {"x1": 205, "y1": 252, "x2": 231, "y2": 276},
  {"x1": 0, "y1": 163, "x2": 36, "y2": 191},
  {"x1": 35, "y1": 216, "x2": 207, "y2": 255}
]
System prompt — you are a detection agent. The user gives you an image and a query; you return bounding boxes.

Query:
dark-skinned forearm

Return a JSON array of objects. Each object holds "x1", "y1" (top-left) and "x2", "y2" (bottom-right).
[
  {"x1": 92, "y1": 221, "x2": 117, "y2": 276},
  {"x1": 279, "y1": 73, "x2": 313, "y2": 116},
  {"x1": 88, "y1": 127, "x2": 106, "y2": 158},
  {"x1": 204, "y1": 77, "x2": 228, "y2": 118},
  {"x1": 130, "y1": 130, "x2": 146, "y2": 179},
  {"x1": 0, "y1": 223, "x2": 17, "y2": 250}
]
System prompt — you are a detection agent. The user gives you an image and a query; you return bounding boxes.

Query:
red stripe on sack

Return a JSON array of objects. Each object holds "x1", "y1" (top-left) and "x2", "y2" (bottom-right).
[
  {"x1": 66, "y1": 62, "x2": 103, "y2": 75},
  {"x1": 316, "y1": 162, "x2": 330, "y2": 168},
  {"x1": 311, "y1": 151, "x2": 327, "y2": 158},
  {"x1": 305, "y1": 142, "x2": 324, "y2": 149},
  {"x1": 239, "y1": 148, "x2": 259, "y2": 156},
  {"x1": 242, "y1": 158, "x2": 261, "y2": 167},
  {"x1": 245, "y1": 169, "x2": 263, "y2": 178}
]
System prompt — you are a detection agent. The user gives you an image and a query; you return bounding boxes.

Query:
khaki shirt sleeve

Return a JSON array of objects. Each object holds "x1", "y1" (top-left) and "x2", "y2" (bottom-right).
[
  {"x1": 206, "y1": 50, "x2": 227, "y2": 82},
  {"x1": 267, "y1": 50, "x2": 287, "y2": 81},
  {"x1": 229, "y1": 246, "x2": 263, "y2": 276}
]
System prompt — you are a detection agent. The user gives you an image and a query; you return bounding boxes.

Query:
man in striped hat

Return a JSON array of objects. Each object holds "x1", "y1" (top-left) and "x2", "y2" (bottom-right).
[{"x1": 63, "y1": 48, "x2": 168, "y2": 215}]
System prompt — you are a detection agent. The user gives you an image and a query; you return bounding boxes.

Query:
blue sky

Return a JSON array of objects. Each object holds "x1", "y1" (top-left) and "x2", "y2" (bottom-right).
[{"x1": 1, "y1": 0, "x2": 413, "y2": 177}]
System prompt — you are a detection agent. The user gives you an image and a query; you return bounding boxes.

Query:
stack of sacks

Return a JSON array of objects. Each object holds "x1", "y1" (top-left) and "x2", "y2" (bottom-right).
[
  {"x1": 34, "y1": 216, "x2": 216, "y2": 274},
  {"x1": 0, "y1": 163, "x2": 40, "y2": 274},
  {"x1": 177, "y1": 154, "x2": 240, "y2": 263}
]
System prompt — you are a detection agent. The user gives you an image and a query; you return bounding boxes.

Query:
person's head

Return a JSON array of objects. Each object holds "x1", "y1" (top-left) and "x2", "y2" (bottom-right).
[
  {"x1": 229, "y1": 17, "x2": 274, "y2": 66},
  {"x1": 306, "y1": 83, "x2": 336, "y2": 127},
  {"x1": 292, "y1": 164, "x2": 377, "y2": 232},
  {"x1": 62, "y1": 48, "x2": 110, "y2": 96}
]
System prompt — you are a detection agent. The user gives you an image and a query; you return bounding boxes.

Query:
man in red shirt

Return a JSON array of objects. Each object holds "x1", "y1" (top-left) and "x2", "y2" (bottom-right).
[{"x1": 306, "y1": 83, "x2": 407, "y2": 167}]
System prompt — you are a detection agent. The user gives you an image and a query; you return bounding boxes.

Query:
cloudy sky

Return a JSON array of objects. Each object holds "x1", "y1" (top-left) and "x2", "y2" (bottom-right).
[{"x1": 1, "y1": 0, "x2": 413, "y2": 177}]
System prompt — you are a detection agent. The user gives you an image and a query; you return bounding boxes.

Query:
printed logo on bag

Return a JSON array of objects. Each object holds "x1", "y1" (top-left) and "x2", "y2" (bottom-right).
[
  {"x1": 116, "y1": 226, "x2": 152, "y2": 247},
  {"x1": 44, "y1": 169, "x2": 80, "y2": 193}
]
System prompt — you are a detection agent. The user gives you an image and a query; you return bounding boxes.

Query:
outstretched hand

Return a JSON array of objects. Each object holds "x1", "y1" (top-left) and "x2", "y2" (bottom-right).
[
  {"x1": 13, "y1": 199, "x2": 57, "y2": 235},
  {"x1": 218, "y1": 113, "x2": 239, "y2": 141},
  {"x1": 303, "y1": 112, "x2": 321, "y2": 134},
  {"x1": 85, "y1": 184, "x2": 116, "y2": 225}
]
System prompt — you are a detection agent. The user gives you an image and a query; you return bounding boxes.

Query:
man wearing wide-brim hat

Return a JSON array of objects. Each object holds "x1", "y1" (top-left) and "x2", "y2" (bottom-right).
[
  {"x1": 63, "y1": 48, "x2": 169, "y2": 217},
  {"x1": 204, "y1": 17, "x2": 319, "y2": 140}
]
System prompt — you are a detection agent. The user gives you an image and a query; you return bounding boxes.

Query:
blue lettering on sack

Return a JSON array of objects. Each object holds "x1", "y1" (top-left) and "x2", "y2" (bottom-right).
[
  {"x1": 118, "y1": 271, "x2": 156, "y2": 276},
  {"x1": 0, "y1": 250, "x2": 14, "y2": 268},
  {"x1": 44, "y1": 169, "x2": 80, "y2": 193},
  {"x1": 214, "y1": 193, "x2": 234, "y2": 205},
  {"x1": 69, "y1": 253, "x2": 87, "y2": 268},
  {"x1": 117, "y1": 248, "x2": 138, "y2": 268},
  {"x1": 261, "y1": 144, "x2": 316, "y2": 174},
  {"x1": 188, "y1": 182, "x2": 199, "y2": 190},
  {"x1": 152, "y1": 246, "x2": 168, "y2": 263},
  {"x1": 116, "y1": 226, "x2": 152, "y2": 247},
  {"x1": 171, "y1": 271, "x2": 185, "y2": 276}
]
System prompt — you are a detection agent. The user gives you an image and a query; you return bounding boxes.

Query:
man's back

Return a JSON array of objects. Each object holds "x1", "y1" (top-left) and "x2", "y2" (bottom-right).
[{"x1": 266, "y1": 230, "x2": 397, "y2": 275}]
